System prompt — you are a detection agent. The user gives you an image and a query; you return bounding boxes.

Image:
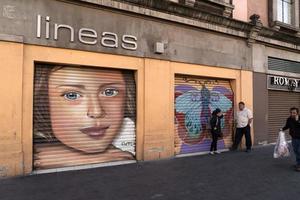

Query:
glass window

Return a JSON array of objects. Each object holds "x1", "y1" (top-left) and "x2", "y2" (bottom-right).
[{"x1": 277, "y1": 0, "x2": 293, "y2": 24}]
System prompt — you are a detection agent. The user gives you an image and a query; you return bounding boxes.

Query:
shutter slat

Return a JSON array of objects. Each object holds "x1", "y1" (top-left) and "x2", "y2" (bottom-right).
[
  {"x1": 33, "y1": 64, "x2": 136, "y2": 170},
  {"x1": 268, "y1": 90, "x2": 300, "y2": 143}
]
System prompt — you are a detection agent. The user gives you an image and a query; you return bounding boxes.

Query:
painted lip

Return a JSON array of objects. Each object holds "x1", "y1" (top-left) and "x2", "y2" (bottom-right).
[{"x1": 80, "y1": 126, "x2": 109, "y2": 139}]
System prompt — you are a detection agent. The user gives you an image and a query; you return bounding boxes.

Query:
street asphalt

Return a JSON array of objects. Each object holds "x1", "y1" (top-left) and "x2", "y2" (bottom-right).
[{"x1": 0, "y1": 145, "x2": 300, "y2": 200}]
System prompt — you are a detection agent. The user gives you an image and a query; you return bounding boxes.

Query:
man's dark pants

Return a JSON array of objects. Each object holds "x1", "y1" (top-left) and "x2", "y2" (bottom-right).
[
  {"x1": 292, "y1": 138, "x2": 300, "y2": 166},
  {"x1": 232, "y1": 125, "x2": 252, "y2": 150}
]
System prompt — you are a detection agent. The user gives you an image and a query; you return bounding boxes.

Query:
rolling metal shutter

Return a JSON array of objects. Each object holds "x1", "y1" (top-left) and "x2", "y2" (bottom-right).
[
  {"x1": 268, "y1": 57, "x2": 300, "y2": 74},
  {"x1": 33, "y1": 64, "x2": 136, "y2": 170},
  {"x1": 175, "y1": 75, "x2": 234, "y2": 155},
  {"x1": 268, "y1": 90, "x2": 300, "y2": 143}
]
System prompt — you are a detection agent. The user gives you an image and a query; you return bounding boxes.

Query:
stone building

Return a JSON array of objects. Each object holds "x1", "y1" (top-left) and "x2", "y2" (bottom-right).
[{"x1": 0, "y1": 0, "x2": 299, "y2": 177}]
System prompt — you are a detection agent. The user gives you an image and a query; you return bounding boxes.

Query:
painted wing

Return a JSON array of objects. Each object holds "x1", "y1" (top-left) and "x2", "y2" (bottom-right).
[
  {"x1": 210, "y1": 91, "x2": 232, "y2": 129},
  {"x1": 175, "y1": 90, "x2": 202, "y2": 136},
  {"x1": 210, "y1": 91, "x2": 232, "y2": 113}
]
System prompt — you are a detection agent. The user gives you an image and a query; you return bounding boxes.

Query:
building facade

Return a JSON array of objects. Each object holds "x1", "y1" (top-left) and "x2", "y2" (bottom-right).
[
  {"x1": 234, "y1": 0, "x2": 300, "y2": 145},
  {"x1": 0, "y1": 0, "x2": 298, "y2": 177}
]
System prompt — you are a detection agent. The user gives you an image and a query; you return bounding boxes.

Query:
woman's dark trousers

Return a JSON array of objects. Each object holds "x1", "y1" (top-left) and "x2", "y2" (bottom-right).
[{"x1": 210, "y1": 133, "x2": 218, "y2": 152}]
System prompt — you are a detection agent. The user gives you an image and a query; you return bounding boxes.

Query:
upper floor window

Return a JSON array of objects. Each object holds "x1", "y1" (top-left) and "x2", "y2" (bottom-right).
[
  {"x1": 277, "y1": 0, "x2": 293, "y2": 24},
  {"x1": 269, "y1": 0, "x2": 299, "y2": 31}
]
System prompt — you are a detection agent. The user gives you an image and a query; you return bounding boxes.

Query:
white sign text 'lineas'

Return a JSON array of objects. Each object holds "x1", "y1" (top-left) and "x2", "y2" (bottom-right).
[{"x1": 36, "y1": 15, "x2": 138, "y2": 51}]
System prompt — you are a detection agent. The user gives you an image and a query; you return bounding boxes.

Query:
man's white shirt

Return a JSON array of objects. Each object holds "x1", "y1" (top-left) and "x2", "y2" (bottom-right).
[{"x1": 236, "y1": 108, "x2": 253, "y2": 128}]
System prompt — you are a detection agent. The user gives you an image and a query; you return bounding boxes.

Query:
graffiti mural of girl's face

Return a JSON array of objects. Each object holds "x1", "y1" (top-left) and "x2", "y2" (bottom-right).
[{"x1": 48, "y1": 67, "x2": 126, "y2": 153}]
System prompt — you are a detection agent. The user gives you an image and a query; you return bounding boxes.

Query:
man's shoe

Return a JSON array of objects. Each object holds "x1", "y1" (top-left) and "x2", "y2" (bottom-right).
[
  {"x1": 214, "y1": 151, "x2": 221, "y2": 154},
  {"x1": 209, "y1": 151, "x2": 215, "y2": 155},
  {"x1": 245, "y1": 149, "x2": 251, "y2": 153}
]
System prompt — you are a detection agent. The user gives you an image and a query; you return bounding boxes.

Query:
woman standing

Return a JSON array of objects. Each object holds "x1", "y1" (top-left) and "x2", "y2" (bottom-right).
[{"x1": 210, "y1": 108, "x2": 223, "y2": 155}]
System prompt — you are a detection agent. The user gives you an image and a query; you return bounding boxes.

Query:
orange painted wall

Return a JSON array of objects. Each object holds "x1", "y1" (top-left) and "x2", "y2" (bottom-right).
[
  {"x1": 0, "y1": 41, "x2": 24, "y2": 177},
  {"x1": 143, "y1": 59, "x2": 174, "y2": 160},
  {"x1": 0, "y1": 41, "x2": 253, "y2": 177}
]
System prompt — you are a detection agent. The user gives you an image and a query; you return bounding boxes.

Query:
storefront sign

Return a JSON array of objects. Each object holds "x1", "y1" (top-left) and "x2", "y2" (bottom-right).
[
  {"x1": 0, "y1": 0, "x2": 249, "y2": 68},
  {"x1": 268, "y1": 75, "x2": 300, "y2": 92},
  {"x1": 36, "y1": 15, "x2": 138, "y2": 51}
]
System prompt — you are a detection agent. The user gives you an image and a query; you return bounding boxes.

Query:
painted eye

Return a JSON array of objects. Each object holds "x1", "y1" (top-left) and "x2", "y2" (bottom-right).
[
  {"x1": 101, "y1": 88, "x2": 119, "y2": 97},
  {"x1": 63, "y1": 92, "x2": 82, "y2": 100},
  {"x1": 211, "y1": 93, "x2": 220, "y2": 101}
]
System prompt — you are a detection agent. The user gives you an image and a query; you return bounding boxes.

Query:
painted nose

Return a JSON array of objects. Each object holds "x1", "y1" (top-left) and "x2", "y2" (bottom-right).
[{"x1": 87, "y1": 95, "x2": 105, "y2": 119}]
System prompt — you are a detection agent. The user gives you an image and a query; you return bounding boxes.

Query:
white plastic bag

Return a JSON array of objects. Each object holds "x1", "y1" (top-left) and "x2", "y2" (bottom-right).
[{"x1": 273, "y1": 131, "x2": 290, "y2": 158}]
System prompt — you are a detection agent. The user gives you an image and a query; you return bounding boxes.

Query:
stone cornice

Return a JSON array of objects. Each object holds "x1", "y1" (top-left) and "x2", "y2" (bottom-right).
[{"x1": 69, "y1": 0, "x2": 300, "y2": 51}]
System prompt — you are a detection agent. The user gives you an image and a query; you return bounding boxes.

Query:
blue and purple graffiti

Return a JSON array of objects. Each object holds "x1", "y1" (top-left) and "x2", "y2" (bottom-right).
[{"x1": 175, "y1": 83, "x2": 233, "y2": 154}]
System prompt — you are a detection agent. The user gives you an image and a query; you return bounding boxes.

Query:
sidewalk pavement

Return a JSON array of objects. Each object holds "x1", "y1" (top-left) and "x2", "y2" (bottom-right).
[{"x1": 0, "y1": 145, "x2": 300, "y2": 200}]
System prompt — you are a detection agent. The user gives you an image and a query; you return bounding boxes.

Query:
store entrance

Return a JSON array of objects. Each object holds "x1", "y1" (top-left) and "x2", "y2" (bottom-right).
[
  {"x1": 33, "y1": 64, "x2": 137, "y2": 170},
  {"x1": 268, "y1": 90, "x2": 300, "y2": 143},
  {"x1": 174, "y1": 75, "x2": 234, "y2": 155}
]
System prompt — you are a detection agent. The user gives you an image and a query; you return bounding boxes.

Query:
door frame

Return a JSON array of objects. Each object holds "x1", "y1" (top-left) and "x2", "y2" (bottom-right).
[{"x1": 22, "y1": 45, "x2": 145, "y2": 174}]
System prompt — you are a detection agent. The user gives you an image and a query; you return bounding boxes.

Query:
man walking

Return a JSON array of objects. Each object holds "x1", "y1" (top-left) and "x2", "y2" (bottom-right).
[
  {"x1": 281, "y1": 107, "x2": 300, "y2": 172},
  {"x1": 231, "y1": 102, "x2": 253, "y2": 152}
]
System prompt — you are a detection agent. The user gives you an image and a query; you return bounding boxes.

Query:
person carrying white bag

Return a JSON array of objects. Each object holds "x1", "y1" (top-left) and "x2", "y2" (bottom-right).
[{"x1": 279, "y1": 107, "x2": 300, "y2": 172}]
